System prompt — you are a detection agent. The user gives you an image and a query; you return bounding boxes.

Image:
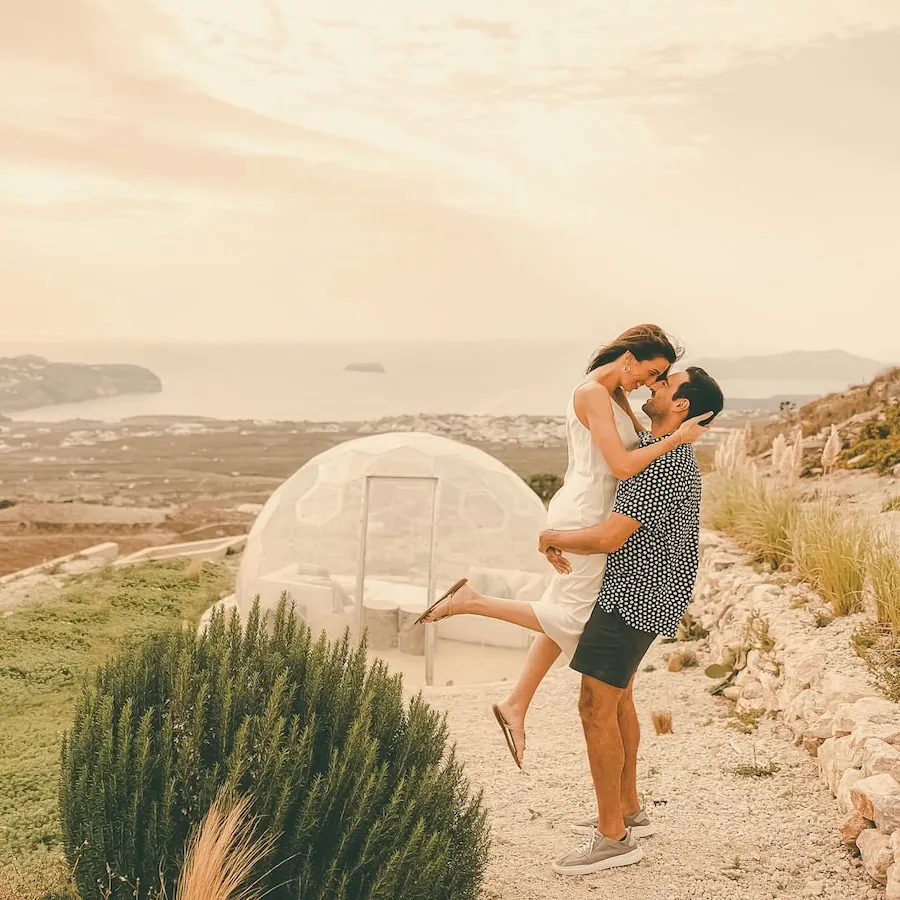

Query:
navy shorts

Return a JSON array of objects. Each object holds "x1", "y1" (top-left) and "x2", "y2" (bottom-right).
[{"x1": 570, "y1": 605, "x2": 657, "y2": 689}]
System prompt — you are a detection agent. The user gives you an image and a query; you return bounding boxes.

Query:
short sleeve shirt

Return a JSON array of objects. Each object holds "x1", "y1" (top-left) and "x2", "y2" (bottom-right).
[{"x1": 597, "y1": 431, "x2": 702, "y2": 637}]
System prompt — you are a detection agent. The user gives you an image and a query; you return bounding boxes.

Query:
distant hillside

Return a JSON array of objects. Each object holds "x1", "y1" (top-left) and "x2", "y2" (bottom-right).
[
  {"x1": 693, "y1": 349, "x2": 887, "y2": 383},
  {"x1": 749, "y1": 366, "x2": 900, "y2": 474},
  {"x1": 0, "y1": 355, "x2": 162, "y2": 413}
]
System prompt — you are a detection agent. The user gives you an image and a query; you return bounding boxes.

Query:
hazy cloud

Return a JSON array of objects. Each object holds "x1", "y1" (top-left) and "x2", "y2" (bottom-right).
[{"x1": 1, "y1": 0, "x2": 899, "y2": 358}]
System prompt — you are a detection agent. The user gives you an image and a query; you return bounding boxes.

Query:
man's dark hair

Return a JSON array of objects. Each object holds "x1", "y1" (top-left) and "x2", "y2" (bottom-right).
[{"x1": 674, "y1": 366, "x2": 724, "y2": 423}]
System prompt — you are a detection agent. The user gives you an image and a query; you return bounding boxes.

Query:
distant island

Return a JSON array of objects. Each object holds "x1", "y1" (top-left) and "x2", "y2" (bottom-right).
[
  {"x1": 691, "y1": 349, "x2": 887, "y2": 384},
  {"x1": 0, "y1": 355, "x2": 162, "y2": 413},
  {"x1": 344, "y1": 362, "x2": 385, "y2": 373}
]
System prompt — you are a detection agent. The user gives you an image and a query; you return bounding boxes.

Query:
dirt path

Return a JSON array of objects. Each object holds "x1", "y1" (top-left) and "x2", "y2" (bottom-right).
[{"x1": 427, "y1": 641, "x2": 876, "y2": 900}]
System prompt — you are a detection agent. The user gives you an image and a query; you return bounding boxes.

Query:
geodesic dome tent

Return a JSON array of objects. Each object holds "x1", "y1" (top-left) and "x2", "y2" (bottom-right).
[{"x1": 236, "y1": 432, "x2": 550, "y2": 675}]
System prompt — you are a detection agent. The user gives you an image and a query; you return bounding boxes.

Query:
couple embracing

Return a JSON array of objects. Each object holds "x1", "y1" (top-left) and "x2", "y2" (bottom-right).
[{"x1": 417, "y1": 324, "x2": 724, "y2": 876}]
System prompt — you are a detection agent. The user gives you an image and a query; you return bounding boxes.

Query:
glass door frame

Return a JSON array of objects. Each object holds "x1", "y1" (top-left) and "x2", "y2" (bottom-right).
[{"x1": 353, "y1": 474, "x2": 441, "y2": 686}]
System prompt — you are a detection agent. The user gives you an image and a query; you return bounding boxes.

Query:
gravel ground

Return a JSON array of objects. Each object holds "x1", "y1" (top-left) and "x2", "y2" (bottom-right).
[{"x1": 426, "y1": 640, "x2": 876, "y2": 900}]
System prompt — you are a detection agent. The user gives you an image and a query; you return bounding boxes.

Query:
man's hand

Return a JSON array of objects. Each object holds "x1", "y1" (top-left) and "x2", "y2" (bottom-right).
[
  {"x1": 538, "y1": 529, "x2": 557, "y2": 554},
  {"x1": 545, "y1": 548, "x2": 571, "y2": 575}
]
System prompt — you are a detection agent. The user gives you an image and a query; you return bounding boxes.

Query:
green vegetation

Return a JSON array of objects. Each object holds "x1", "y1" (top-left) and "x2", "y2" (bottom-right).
[
  {"x1": 854, "y1": 623, "x2": 900, "y2": 703},
  {"x1": 676, "y1": 612, "x2": 709, "y2": 642},
  {"x1": 525, "y1": 472, "x2": 563, "y2": 505},
  {"x1": 728, "y1": 708, "x2": 763, "y2": 735},
  {"x1": 841, "y1": 401, "x2": 900, "y2": 474},
  {"x1": 0, "y1": 561, "x2": 230, "y2": 894},
  {"x1": 61, "y1": 599, "x2": 488, "y2": 900},
  {"x1": 730, "y1": 759, "x2": 779, "y2": 778}
]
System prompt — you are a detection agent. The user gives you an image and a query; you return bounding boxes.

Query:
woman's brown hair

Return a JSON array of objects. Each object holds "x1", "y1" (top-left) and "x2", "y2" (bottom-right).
[{"x1": 586, "y1": 324, "x2": 682, "y2": 375}]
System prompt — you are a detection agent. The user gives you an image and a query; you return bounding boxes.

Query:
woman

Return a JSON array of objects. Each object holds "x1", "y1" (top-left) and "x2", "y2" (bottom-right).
[{"x1": 417, "y1": 325, "x2": 708, "y2": 767}]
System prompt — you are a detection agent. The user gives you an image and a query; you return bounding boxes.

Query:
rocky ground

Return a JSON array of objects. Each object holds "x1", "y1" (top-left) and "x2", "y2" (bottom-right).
[{"x1": 429, "y1": 643, "x2": 875, "y2": 900}]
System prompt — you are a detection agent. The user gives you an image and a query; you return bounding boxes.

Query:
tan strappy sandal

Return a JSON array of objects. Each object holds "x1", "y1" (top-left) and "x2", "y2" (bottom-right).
[
  {"x1": 492, "y1": 703, "x2": 525, "y2": 770},
  {"x1": 414, "y1": 578, "x2": 468, "y2": 625}
]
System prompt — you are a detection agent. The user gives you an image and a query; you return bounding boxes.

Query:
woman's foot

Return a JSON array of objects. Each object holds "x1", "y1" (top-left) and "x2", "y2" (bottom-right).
[
  {"x1": 418, "y1": 579, "x2": 475, "y2": 623},
  {"x1": 493, "y1": 698, "x2": 527, "y2": 768}
]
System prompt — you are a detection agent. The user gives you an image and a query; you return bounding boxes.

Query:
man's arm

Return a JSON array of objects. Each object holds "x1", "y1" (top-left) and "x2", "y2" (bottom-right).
[{"x1": 539, "y1": 513, "x2": 640, "y2": 556}]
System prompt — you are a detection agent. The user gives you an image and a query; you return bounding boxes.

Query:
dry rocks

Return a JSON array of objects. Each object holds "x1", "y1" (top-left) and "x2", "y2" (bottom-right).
[
  {"x1": 853, "y1": 774, "x2": 900, "y2": 834},
  {"x1": 843, "y1": 811, "x2": 873, "y2": 849},
  {"x1": 819, "y1": 736, "x2": 854, "y2": 795},
  {"x1": 692, "y1": 530, "x2": 900, "y2": 893},
  {"x1": 859, "y1": 829, "x2": 894, "y2": 884}
]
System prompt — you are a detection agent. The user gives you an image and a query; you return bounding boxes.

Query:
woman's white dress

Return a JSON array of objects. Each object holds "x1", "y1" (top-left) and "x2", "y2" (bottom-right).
[{"x1": 531, "y1": 387, "x2": 638, "y2": 660}]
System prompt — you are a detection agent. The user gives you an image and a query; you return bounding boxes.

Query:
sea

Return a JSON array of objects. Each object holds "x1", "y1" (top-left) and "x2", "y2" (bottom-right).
[{"x1": 0, "y1": 341, "x2": 851, "y2": 424}]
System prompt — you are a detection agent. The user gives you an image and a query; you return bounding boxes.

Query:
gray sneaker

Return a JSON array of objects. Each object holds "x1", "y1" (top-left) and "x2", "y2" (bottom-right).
[
  {"x1": 570, "y1": 807, "x2": 657, "y2": 838},
  {"x1": 552, "y1": 829, "x2": 644, "y2": 876}
]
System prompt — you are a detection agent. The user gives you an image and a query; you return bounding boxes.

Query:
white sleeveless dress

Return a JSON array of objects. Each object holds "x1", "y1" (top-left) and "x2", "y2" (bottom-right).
[{"x1": 531, "y1": 387, "x2": 638, "y2": 660}]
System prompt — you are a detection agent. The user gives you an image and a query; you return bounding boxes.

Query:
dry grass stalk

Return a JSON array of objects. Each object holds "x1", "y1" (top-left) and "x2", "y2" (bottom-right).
[
  {"x1": 790, "y1": 434, "x2": 804, "y2": 481},
  {"x1": 665, "y1": 650, "x2": 698, "y2": 672},
  {"x1": 185, "y1": 559, "x2": 205, "y2": 582},
  {"x1": 742, "y1": 422, "x2": 753, "y2": 455},
  {"x1": 171, "y1": 792, "x2": 276, "y2": 900},
  {"x1": 771, "y1": 434, "x2": 787, "y2": 473},
  {"x1": 822, "y1": 424, "x2": 842, "y2": 471},
  {"x1": 714, "y1": 430, "x2": 751, "y2": 478},
  {"x1": 652, "y1": 711, "x2": 673, "y2": 735}
]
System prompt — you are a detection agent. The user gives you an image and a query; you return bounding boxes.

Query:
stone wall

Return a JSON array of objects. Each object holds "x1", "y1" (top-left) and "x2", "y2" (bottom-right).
[{"x1": 694, "y1": 531, "x2": 900, "y2": 895}]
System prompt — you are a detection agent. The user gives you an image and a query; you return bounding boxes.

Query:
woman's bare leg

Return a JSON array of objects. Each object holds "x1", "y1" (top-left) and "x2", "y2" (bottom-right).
[
  {"x1": 495, "y1": 634, "x2": 561, "y2": 764},
  {"x1": 424, "y1": 582, "x2": 545, "y2": 632},
  {"x1": 424, "y1": 583, "x2": 563, "y2": 765}
]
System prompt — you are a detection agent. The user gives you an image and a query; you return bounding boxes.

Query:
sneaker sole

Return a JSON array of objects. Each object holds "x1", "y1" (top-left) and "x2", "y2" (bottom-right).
[
  {"x1": 552, "y1": 845, "x2": 644, "y2": 876},
  {"x1": 570, "y1": 823, "x2": 658, "y2": 838}
]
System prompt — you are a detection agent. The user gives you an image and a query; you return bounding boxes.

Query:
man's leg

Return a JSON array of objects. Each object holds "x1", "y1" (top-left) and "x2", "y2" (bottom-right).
[
  {"x1": 618, "y1": 678, "x2": 641, "y2": 818},
  {"x1": 579, "y1": 674, "x2": 627, "y2": 841}
]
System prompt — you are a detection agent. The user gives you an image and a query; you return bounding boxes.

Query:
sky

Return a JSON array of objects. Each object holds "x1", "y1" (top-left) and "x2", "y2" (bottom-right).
[{"x1": 1, "y1": 0, "x2": 899, "y2": 359}]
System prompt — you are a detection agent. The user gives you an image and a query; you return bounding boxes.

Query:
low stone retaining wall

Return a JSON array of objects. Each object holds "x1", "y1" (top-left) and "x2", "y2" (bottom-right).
[
  {"x1": 0, "y1": 541, "x2": 119, "y2": 584},
  {"x1": 694, "y1": 531, "x2": 900, "y2": 896}
]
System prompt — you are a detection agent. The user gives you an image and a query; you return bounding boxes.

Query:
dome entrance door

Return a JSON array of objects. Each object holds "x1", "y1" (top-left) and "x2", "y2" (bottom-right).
[{"x1": 354, "y1": 474, "x2": 441, "y2": 686}]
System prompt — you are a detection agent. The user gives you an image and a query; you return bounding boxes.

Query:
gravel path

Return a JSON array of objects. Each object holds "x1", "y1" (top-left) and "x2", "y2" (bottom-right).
[{"x1": 427, "y1": 640, "x2": 876, "y2": 900}]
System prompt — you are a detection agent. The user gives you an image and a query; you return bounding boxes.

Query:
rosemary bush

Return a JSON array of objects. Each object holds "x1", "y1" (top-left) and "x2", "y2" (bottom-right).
[{"x1": 60, "y1": 599, "x2": 488, "y2": 900}]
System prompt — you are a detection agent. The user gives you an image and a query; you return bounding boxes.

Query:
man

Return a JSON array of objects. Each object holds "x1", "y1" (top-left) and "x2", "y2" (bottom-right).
[{"x1": 538, "y1": 366, "x2": 724, "y2": 876}]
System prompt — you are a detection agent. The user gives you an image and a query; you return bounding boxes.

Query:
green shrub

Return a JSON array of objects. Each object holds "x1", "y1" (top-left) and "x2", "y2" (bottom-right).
[
  {"x1": 60, "y1": 600, "x2": 489, "y2": 900},
  {"x1": 526, "y1": 473, "x2": 563, "y2": 505},
  {"x1": 841, "y1": 401, "x2": 900, "y2": 473},
  {"x1": 854, "y1": 623, "x2": 900, "y2": 703}
]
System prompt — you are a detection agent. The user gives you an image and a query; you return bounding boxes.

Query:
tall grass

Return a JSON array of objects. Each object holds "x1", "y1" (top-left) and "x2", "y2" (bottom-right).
[
  {"x1": 868, "y1": 532, "x2": 900, "y2": 632},
  {"x1": 702, "y1": 473, "x2": 796, "y2": 570},
  {"x1": 792, "y1": 503, "x2": 872, "y2": 616},
  {"x1": 704, "y1": 472, "x2": 895, "y2": 622}
]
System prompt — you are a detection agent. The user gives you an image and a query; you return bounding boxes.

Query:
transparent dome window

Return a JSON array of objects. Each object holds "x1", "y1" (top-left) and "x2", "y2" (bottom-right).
[{"x1": 236, "y1": 432, "x2": 550, "y2": 686}]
